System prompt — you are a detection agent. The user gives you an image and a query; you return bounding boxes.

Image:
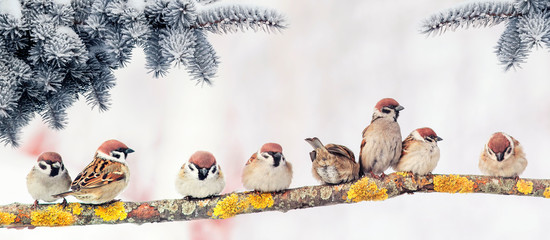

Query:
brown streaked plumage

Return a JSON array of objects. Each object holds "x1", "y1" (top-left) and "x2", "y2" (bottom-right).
[
  {"x1": 394, "y1": 127, "x2": 442, "y2": 175},
  {"x1": 359, "y1": 98, "x2": 404, "y2": 178},
  {"x1": 54, "y1": 139, "x2": 134, "y2": 204},
  {"x1": 479, "y1": 132, "x2": 527, "y2": 177},
  {"x1": 305, "y1": 137, "x2": 359, "y2": 184}
]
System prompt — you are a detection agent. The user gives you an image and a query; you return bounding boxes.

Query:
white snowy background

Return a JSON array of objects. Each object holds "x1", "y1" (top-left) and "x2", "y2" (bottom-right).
[{"x1": 2, "y1": 0, "x2": 550, "y2": 239}]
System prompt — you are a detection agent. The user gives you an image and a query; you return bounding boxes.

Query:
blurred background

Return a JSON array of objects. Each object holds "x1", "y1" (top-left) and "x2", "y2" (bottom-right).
[{"x1": 2, "y1": 0, "x2": 550, "y2": 238}]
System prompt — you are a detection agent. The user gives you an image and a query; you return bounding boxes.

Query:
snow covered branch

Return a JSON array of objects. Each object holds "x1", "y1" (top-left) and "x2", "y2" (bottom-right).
[
  {"x1": 1, "y1": 173, "x2": 549, "y2": 228},
  {"x1": 0, "y1": 0, "x2": 287, "y2": 146},
  {"x1": 422, "y1": 0, "x2": 550, "y2": 70}
]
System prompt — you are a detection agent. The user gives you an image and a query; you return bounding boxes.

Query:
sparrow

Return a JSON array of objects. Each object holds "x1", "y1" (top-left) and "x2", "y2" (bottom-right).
[
  {"x1": 53, "y1": 139, "x2": 134, "y2": 204},
  {"x1": 242, "y1": 143, "x2": 293, "y2": 192},
  {"x1": 175, "y1": 151, "x2": 225, "y2": 199},
  {"x1": 359, "y1": 98, "x2": 404, "y2": 178},
  {"x1": 479, "y1": 132, "x2": 527, "y2": 178},
  {"x1": 26, "y1": 152, "x2": 72, "y2": 208},
  {"x1": 305, "y1": 137, "x2": 360, "y2": 184},
  {"x1": 394, "y1": 127, "x2": 443, "y2": 175}
]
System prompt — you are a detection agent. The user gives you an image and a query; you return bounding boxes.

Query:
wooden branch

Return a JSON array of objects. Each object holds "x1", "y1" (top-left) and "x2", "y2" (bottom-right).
[{"x1": 1, "y1": 173, "x2": 549, "y2": 228}]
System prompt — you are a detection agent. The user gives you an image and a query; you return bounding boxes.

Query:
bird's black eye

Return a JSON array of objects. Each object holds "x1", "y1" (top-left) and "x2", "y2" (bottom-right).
[
  {"x1": 211, "y1": 165, "x2": 217, "y2": 174},
  {"x1": 425, "y1": 137, "x2": 433, "y2": 142},
  {"x1": 61, "y1": 164, "x2": 65, "y2": 171},
  {"x1": 39, "y1": 162, "x2": 47, "y2": 170},
  {"x1": 188, "y1": 164, "x2": 194, "y2": 171},
  {"x1": 382, "y1": 108, "x2": 391, "y2": 114},
  {"x1": 262, "y1": 153, "x2": 270, "y2": 158},
  {"x1": 506, "y1": 147, "x2": 512, "y2": 154}
]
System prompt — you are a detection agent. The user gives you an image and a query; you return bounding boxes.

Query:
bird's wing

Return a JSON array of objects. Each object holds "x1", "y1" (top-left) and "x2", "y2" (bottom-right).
[
  {"x1": 71, "y1": 157, "x2": 126, "y2": 190},
  {"x1": 246, "y1": 152, "x2": 258, "y2": 165},
  {"x1": 326, "y1": 144, "x2": 355, "y2": 162}
]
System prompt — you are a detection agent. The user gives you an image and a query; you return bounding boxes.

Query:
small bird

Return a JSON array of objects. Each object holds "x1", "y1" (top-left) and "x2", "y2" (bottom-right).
[
  {"x1": 175, "y1": 151, "x2": 225, "y2": 199},
  {"x1": 359, "y1": 98, "x2": 404, "y2": 178},
  {"x1": 394, "y1": 127, "x2": 443, "y2": 175},
  {"x1": 26, "y1": 152, "x2": 72, "y2": 208},
  {"x1": 54, "y1": 140, "x2": 134, "y2": 204},
  {"x1": 479, "y1": 132, "x2": 527, "y2": 178},
  {"x1": 242, "y1": 143, "x2": 293, "y2": 192},
  {"x1": 305, "y1": 137, "x2": 359, "y2": 184}
]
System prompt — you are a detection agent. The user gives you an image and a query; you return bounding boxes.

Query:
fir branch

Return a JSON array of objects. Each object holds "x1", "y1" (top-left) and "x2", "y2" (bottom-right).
[
  {"x1": 0, "y1": 173, "x2": 548, "y2": 228},
  {"x1": 421, "y1": 2, "x2": 518, "y2": 35},
  {"x1": 0, "y1": 0, "x2": 286, "y2": 146},
  {"x1": 422, "y1": 0, "x2": 550, "y2": 70},
  {"x1": 195, "y1": 5, "x2": 287, "y2": 33}
]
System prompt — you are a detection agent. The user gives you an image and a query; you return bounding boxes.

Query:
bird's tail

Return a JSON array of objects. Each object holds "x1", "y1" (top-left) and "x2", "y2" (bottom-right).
[
  {"x1": 305, "y1": 137, "x2": 324, "y2": 149},
  {"x1": 52, "y1": 191, "x2": 72, "y2": 198}
]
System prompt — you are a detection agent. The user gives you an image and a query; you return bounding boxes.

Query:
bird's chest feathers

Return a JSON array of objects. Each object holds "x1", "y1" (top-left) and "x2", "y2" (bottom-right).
[{"x1": 316, "y1": 166, "x2": 339, "y2": 183}]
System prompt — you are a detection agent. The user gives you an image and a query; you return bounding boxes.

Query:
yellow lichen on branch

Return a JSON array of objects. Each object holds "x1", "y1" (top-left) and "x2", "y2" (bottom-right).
[
  {"x1": 346, "y1": 177, "x2": 388, "y2": 202},
  {"x1": 212, "y1": 194, "x2": 248, "y2": 219},
  {"x1": 94, "y1": 201, "x2": 127, "y2": 221},
  {"x1": 544, "y1": 187, "x2": 550, "y2": 198},
  {"x1": 433, "y1": 175, "x2": 474, "y2": 193},
  {"x1": 67, "y1": 203, "x2": 83, "y2": 215},
  {"x1": 0, "y1": 211, "x2": 16, "y2": 225},
  {"x1": 516, "y1": 180, "x2": 533, "y2": 195},
  {"x1": 247, "y1": 193, "x2": 274, "y2": 209},
  {"x1": 30, "y1": 205, "x2": 74, "y2": 226}
]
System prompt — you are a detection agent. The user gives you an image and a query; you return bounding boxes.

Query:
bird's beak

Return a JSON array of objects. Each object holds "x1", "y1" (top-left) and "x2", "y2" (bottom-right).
[
  {"x1": 272, "y1": 152, "x2": 282, "y2": 167},
  {"x1": 395, "y1": 105, "x2": 404, "y2": 111},
  {"x1": 125, "y1": 148, "x2": 135, "y2": 154},
  {"x1": 496, "y1": 152, "x2": 504, "y2": 161},
  {"x1": 198, "y1": 168, "x2": 209, "y2": 180},
  {"x1": 436, "y1": 136, "x2": 443, "y2": 141}
]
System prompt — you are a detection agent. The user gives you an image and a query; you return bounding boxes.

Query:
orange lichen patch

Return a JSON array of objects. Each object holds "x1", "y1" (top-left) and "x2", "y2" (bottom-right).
[
  {"x1": 212, "y1": 194, "x2": 247, "y2": 219},
  {"x1": 347, "y1": 177, "x2": 388, "y2": 202},
  {"x1": 433, "y1": 175, "x2": 474, "y2": 193},
  {"x1": 246, "y1": 193, "x2": 274, "y2": 209},
  {"x1": 543, "y1": 187, "x2": 550, "y2": 198},
  {"x1": 94, "y1": 202, "x2": 127, "y2": 222},
  {"x1": 516, "y1": 180, "x2": 533, "y2": 195},
  {"x1": 30, "y1": 205, "x2": 74, "y2": 226},
  {"x1": 67, "y1": 203, "x2": 82, "y2": 215},
  {"x1": 0, "y1": 211, "x2": 16, "y2": 225},
  {"x1": 128, "y1": 203, "x2": 160, "y2": 219}
]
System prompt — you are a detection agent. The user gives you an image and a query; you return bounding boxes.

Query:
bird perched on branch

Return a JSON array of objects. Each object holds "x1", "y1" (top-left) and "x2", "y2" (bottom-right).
[
  {"x1": 305, "y1": 137, "x2": 359, "y2": 184},
  {"x1": 175, "y1": 151, "x2": 225, "y2": 199},
  {"x1": 394, "y1": 127, "x2": 442, "y2": 175},
  {"x1": 26, "y1": 152, "x2": 72, "y2": 208},
  {"x1": 242, "y1": 143, "x2": 293, "y2": 192},
  {"x1": 359, "y1": 98, "x2": 404, "y2": 179},
  {"x1": 54, "y1": 140, "x2": 134, "y2": 204},
  {"x1": 479, "y1": 132, "x2": 527, "y2": 178}
]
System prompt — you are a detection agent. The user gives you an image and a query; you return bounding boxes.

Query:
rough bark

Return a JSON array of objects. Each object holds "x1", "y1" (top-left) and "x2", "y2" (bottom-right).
[{"x1": 1, "y1": 173, "x2": 549, "y2": 228}]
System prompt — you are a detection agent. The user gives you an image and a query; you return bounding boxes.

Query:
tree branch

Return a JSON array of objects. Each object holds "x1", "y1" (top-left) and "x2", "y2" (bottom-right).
[{"x1": 1, "y1": 173, "x2": 549, "y2": 228}]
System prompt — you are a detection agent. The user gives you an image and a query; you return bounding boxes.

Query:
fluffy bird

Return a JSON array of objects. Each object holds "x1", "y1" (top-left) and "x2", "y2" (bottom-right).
[
  {"x1": 394, "y1": 127, "x2": 443, "y2": 175},
  {"x1": 479, "y1": 132, "x2": 527, "y2": 178},
  {"x1": 26, "y1": 152, "x2": 72, "y2": 208},
  {"x1": 54, "y1": 140, "x2": 134, "y2": 204},
  {"x1": 305, "y1": 137, "x2": 359, "y2": 184},
  {"x1": 359, "y1": 98, "x2": 404, "y2": 178},
  {"x1": 175, "y1": 151, "x2": 225, "y2": 199},
  {"x1": 242, "y1": 143, "x2": 293, "y2": 192}
]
